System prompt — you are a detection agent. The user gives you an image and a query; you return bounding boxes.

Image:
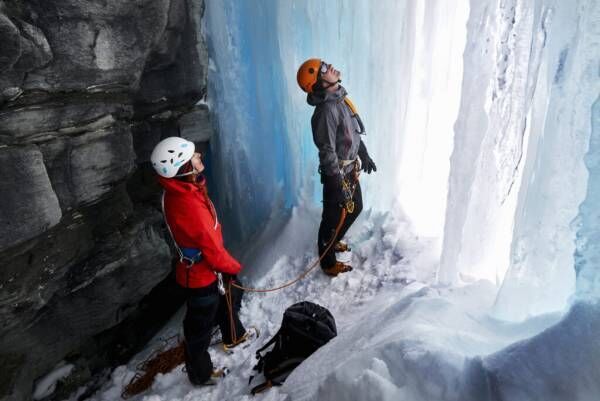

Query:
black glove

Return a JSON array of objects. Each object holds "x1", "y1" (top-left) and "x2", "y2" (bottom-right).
[
  {"x1": 321, "y1": 173, "x2": 350, "y2": 205},
  {"x1": 358, "y1": 141, "x2": 377, "y2": 174}
]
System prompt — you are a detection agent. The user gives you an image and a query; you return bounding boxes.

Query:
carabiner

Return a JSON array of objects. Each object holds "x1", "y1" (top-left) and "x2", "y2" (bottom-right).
[{"x1": 217, "y1": 273, "x2": 226, "y2": 295}]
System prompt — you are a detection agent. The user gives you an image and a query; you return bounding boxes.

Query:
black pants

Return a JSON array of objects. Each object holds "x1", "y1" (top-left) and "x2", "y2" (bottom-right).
[
  {"x1": 318, "y1": 173, "x2": 363, "y2": 270},
  {"x1": 183, "y1": 279, "x2": 245, "y2": 384}
]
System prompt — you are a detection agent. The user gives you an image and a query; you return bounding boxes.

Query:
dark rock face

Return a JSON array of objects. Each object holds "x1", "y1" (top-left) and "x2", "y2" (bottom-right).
[
  {"x1": 40, "y1": 123, "x2": 135, "y2": 208},
  {"x1": 0, "y1": 0, "x2": 213, "y2": 400},
  {"x1": 0, "y1": 146, "x2": 62, "y2": 251},
  {"x1": 15, "y1": 0, "x2": 170, "y2": 92}
]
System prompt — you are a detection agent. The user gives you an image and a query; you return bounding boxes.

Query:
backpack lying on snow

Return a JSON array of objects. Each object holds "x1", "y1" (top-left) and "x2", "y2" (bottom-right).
[{"x1": 250, "y1": 301, "x2": 337, "y2": 395}]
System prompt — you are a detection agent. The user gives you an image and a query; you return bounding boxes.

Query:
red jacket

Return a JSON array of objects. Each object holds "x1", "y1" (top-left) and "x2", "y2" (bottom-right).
[{"x1": 158, "y1": 175, "x2": 242, "y2": 288}]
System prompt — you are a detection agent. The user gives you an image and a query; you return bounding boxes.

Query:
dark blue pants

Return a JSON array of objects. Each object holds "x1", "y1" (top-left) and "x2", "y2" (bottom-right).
[
  {"x1": 318, "y1": 174, "x2": 363, "y2": 270},
  {"x1": 183, "y1": 279, "x2": 245, "y2": 384}
]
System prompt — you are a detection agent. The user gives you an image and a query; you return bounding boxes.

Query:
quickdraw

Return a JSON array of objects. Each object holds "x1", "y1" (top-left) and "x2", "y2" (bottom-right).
[{"x1": 341, "y1": 160, "x2": 361, "y2": 214}]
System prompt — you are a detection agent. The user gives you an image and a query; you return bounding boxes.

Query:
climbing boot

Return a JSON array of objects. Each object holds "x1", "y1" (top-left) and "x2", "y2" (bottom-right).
[
  {"x1": 223, "y1": 326, "x2": 260, "y2": 353},
  {"x1": 334, "y1": 241, "x2": 351, "y2": 253},
  {"x1": 201, "y1": 367, "x2": 230, "y2": 386},
  {"x1": 186, "y1": 364, "x2": 229, "y2": 386},
  {"x1": 322, "y1": 262, "x2": 353, "y2": 277}
]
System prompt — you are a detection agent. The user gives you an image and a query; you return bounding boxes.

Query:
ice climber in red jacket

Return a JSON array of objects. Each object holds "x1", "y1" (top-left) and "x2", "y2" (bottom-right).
[{"x1": 151, "y1": 136, "x2": 255, "y2": 386}]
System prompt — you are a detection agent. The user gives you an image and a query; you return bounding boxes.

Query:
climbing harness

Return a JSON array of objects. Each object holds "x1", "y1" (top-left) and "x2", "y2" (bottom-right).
[{"x1": 161, "y1": 192, "x2": 225, "y2": 294}]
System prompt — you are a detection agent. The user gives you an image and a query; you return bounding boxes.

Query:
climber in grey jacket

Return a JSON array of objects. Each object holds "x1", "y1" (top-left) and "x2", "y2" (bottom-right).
[{"x1": 297, "y1": 58, "x2": 377, "y2": 277}]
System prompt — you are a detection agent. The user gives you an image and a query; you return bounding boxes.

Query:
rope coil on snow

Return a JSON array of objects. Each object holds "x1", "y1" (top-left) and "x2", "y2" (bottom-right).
[{"x1": 121, "y1": 336, "x2": 185, "y2": 399}]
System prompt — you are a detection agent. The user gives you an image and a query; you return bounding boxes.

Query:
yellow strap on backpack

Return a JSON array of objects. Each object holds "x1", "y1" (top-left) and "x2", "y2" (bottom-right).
[
  {"x1": 344, "y1": 97, "x2": 359, "y2": 115},
  {"x1": 343, "y1": 97, "x2": 366, "y2": 134}
]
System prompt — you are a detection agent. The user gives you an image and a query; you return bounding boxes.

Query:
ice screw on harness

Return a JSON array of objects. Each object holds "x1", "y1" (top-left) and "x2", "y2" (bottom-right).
[
  {"x1": 340, "y1": 160, "x2": 361, "y2": 214},
  {"x1": 342, "y1": 177, "x2": 355, "y2": 214}
]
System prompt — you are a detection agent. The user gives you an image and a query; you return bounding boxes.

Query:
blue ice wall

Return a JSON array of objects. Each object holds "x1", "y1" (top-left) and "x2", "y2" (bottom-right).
[
  {"x1": 203, "y1": 1, "x2": 295, "y2": 244},
  {"x1": 203, "y1": 0, "x2": 468, "y2": 244},
  {"x1": 574, "y1": 96, "x2": 600, "y2": 300}
]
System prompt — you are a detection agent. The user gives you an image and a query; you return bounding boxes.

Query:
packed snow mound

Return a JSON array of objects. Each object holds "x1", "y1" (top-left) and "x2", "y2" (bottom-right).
[
  {"x1": 83, "y1": 207, "x2": 600, "y2": 401},
  {"x1": 285, "y1": 288, "x2": 600, "y2": 401}
]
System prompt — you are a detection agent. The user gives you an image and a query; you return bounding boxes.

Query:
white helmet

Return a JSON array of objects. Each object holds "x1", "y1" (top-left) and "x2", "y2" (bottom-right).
[{"x1": 150, "y1": 137, "x2": 195, "y2": 178}]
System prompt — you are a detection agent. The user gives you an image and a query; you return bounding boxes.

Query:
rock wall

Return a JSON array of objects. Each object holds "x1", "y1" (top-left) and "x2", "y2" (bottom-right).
[{"x1": 0, "y1": 1, "x2": 212, "y2": 400}]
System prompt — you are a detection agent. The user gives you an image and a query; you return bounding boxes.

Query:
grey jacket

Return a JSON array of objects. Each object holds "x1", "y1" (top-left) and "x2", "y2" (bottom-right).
[{"x1": 308, "y1": 86, "x2": 364, "y2": 176}]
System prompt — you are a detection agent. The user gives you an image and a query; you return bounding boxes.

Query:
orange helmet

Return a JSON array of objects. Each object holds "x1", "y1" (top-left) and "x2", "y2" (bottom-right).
[{"x1": 296, "y1": 58, "x2": 323, "y2": 93}]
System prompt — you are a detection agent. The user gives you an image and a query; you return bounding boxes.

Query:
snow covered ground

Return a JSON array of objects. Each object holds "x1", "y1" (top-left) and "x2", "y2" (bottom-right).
[{"x1": 82, "y1": 203, "x2": 594, "y2": 401}]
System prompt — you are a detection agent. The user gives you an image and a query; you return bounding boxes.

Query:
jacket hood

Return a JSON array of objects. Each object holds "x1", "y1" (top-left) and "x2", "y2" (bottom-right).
[
  {"x1": 157, "y1": 175, "x2": 206, "y2": 194},
  {"x1": 307, "y1": 85, "x2": 347, "y2": 106}
]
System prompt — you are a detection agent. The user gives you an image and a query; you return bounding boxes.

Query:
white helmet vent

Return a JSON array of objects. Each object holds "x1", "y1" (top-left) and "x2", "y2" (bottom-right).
[{"x1": 150, "y1": 137, "x2": 195, "y2": 178}]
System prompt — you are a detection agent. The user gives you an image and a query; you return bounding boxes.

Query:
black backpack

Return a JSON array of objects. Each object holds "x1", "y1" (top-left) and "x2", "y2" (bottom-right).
[{"x1": 250, "y1": 301, "x2": 337, "y2": 395}]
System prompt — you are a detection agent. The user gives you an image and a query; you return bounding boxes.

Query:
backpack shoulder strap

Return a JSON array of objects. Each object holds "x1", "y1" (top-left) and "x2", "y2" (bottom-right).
[
  {"x1": 255, "y1": 329, "x2": 280, "y2": 356},
  {"x1": 343, "y1": 97, "x2": 365, "y2": 134},
  {"x1": 251, "y1": 380, "x2": 273, "y2": 395},
  {"x1": 343, "y1": 97, "x2": 358, "y2": 115}
]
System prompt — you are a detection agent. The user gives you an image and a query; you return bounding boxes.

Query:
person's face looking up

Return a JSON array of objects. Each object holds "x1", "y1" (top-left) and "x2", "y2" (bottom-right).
[
  {"x1": 190, "y1": 152, "x2": 204, "y2": 174},
  {"x1": 320, "y1": 62, "x2": 341, "y2": 91}
]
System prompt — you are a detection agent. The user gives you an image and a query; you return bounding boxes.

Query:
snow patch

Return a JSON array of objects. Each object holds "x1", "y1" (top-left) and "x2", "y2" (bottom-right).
[{"x1": 33, "y1": 363, "x2": 74, "y2": 400}]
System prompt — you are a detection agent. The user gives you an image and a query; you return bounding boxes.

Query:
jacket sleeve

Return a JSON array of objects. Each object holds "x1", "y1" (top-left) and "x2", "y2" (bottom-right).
[
  {"x1": 358, "y1": 139, "x2": 368, "y2": 159},
  {"x1": 311, "y1": 106, "x2": 340, "y2": 176},
  {"x1": 171, "y1": 201, "x2": 242, "y2": 275},
  {"x1": 196, "y1": 220, "x2": 241, "y2": 275}
]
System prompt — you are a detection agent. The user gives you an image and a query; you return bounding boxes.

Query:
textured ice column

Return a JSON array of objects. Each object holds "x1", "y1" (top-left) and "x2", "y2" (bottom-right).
[
  {"x1": 494, "y1": 0, "x2": 600, "y2": 320},
  {"x1": 574, "y1": 97, "x2": 600, "y2": 300},
  {"x1": 440, "y1": 0, "x2": 547, "y2": 285}
]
